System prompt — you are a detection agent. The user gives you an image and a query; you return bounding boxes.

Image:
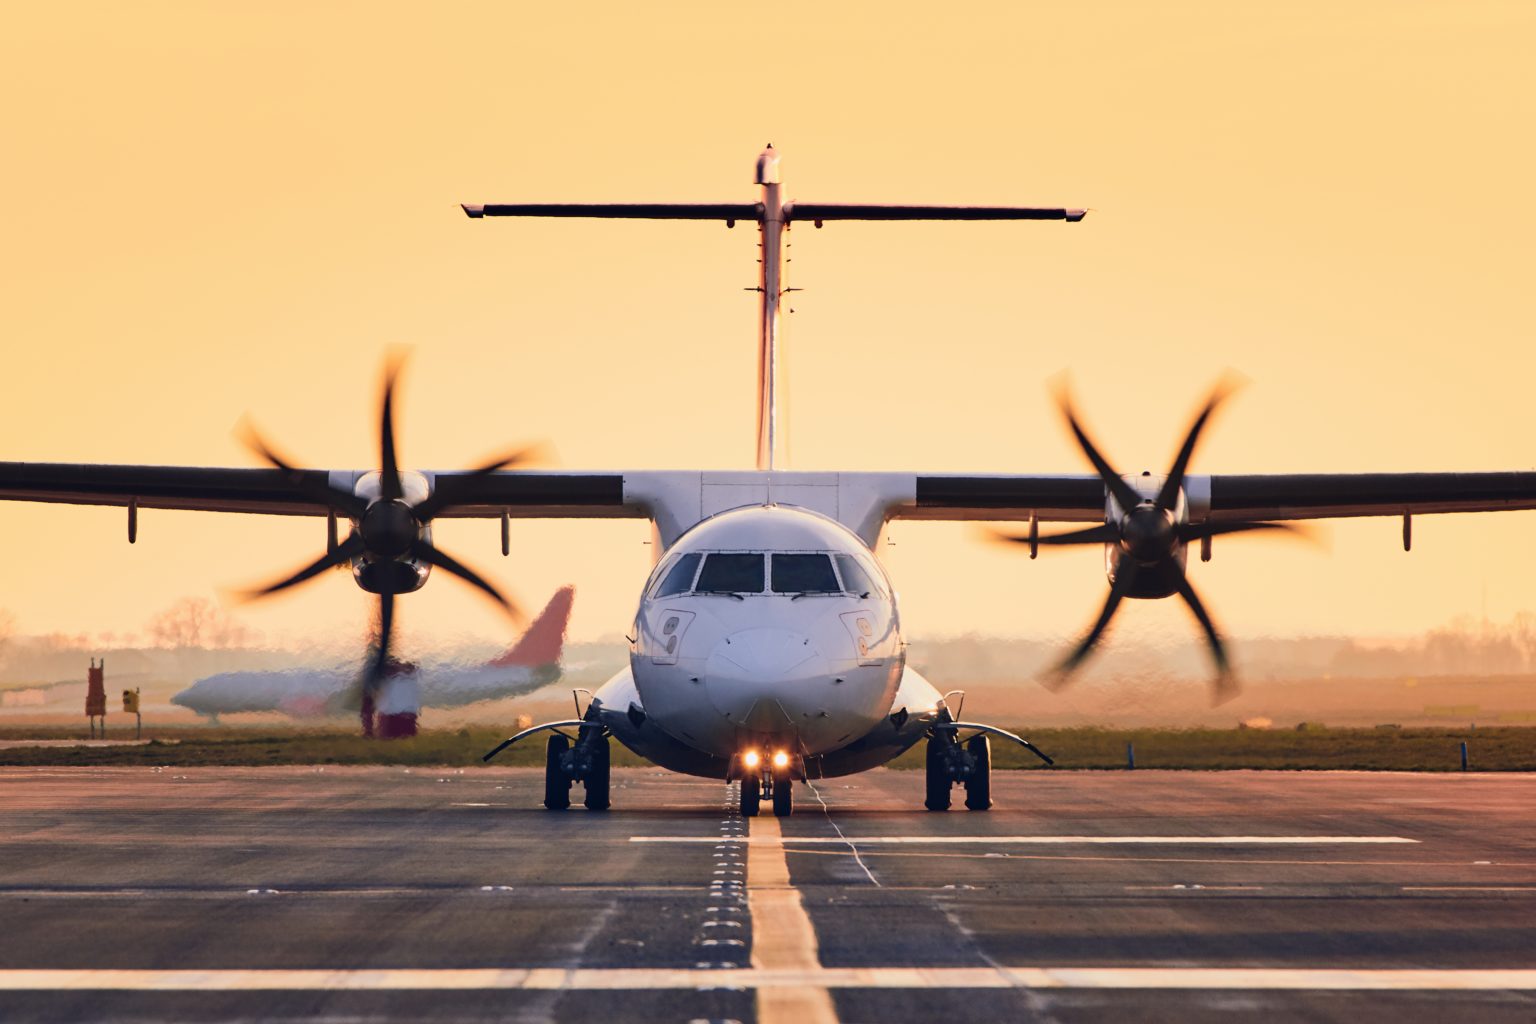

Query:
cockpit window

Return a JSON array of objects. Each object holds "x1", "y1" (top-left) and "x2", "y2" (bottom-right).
[
  {"x1": 834, "y1": 553, "x2": 880, "y2": 598},
  {"x1": 771, "y1": 553, "x2": 840, "y2": 594},
  {"x1": 696, "y1": 553, "x2": 765, "y2": 593},
  {"x1": 654, "y1": 553, "x2": 701, "y2": 598}
]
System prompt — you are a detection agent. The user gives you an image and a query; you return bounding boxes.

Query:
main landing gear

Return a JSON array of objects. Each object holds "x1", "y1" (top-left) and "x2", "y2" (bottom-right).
[
  {"x1": 544, "y1": 722, "x2": 610, "y2": 811},
  {"x1": 735, "y1": 750, "x2": 796, "y2": 817},
  {"x1": 925, "y1": 731, "x2": 991, "y2": 812}
]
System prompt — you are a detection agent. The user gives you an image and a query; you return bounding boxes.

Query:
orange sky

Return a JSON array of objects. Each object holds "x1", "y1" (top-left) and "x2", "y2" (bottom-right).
[{"x1": 2, "y1": 2, "x2": 1534, "y2": 654}]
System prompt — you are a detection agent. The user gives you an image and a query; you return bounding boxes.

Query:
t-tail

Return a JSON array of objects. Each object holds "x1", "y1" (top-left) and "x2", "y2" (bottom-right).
[{"x1": 463, "y1": 149, "x2": 1085, "y2": 471}]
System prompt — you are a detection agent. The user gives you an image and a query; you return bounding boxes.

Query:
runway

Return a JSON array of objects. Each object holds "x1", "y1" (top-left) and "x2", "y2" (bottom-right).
[{"x1": 2, "y1": 767, "x2": 1533, "y2": 1022}]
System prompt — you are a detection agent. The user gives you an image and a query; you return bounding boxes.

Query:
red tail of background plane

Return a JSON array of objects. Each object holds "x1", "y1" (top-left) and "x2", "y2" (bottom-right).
[{"x1": 490, "y1": 586, "x2": 573, "y2": 668}]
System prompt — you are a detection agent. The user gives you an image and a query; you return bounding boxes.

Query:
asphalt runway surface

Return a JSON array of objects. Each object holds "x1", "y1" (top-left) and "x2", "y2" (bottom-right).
[{"x1": 2, "y1": 766, "x2": 1534, "y2": 1023}]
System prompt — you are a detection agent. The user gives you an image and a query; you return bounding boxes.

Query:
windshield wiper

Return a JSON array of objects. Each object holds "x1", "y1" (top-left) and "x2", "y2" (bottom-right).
[
  {"x1": 788, "y1": 591, "x2": 836, "y2": 601},
  {"x1": 697, "y1": 590, "x2": 746, "y2": 601}
]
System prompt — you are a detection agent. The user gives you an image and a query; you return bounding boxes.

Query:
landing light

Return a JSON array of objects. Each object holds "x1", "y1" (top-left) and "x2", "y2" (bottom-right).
[
  {"x1": 742, "y1": 750, "x2": 761, "y2": 769},
  {"x1": 772, "y1": 751, "x2": 790, "y2": 769}
]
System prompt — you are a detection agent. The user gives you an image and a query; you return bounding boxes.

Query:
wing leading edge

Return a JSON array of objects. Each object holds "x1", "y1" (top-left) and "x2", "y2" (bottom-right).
[{"x1": 3, "y1": 465, "x2": 1536, "y2": 530}]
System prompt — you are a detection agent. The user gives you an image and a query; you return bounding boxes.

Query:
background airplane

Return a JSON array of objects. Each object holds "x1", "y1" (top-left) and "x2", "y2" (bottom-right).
[{"x1": 172, "y1": 586, "x2": 572, "y2": 737}]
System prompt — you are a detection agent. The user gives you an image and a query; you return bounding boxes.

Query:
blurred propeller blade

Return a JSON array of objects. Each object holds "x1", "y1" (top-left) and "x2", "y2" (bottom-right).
[
  {"x1": 365, "y1": 591, "x2": 396, "y2": 694},
  {"x1": 243, "y1": 533, "x2": 364, "y2": 599},
  {"x1": 239, "y1": 421, "x2": 368, "y2": 519},
  {"x1": 1154, "y1": 379, "x2": 1237, "y2": 512},
  {"x1": 1056, "y1": 385, "x2": 1142, "y2": 514},
  {"x1": 410, "y1": 443, "x2": 549, "y2": 522},
  {"x1": 411, "y1": 540, "x2": 526, "y2": 626},
  {"x1": 996, "y1": 524, "x2": 1118, "y2": 548},
  {"x1": 378, "y1": 354, "x2": 405, "y2": 501},
  {"x1": 1046, "y1": 561, "x2": 1139, "y2": 690},
  {"x1": 1172, "y1": 565, "x2": 1239, "y2": 705}
]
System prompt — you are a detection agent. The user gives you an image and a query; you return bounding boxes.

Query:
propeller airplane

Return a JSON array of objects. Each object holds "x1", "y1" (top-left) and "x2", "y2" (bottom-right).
[{"x1": 5, "y1": 147, "x2": 1536, "y2": 815}]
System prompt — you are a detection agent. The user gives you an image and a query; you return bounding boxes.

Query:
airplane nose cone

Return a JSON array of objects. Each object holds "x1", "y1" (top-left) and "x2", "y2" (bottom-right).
[{"x1": 704, "y1": 628, "x2": 828, "y2": 733}]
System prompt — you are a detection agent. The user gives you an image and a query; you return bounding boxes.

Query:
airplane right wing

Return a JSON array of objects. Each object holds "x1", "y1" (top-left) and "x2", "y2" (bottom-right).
[{"x1": 890, "y1": 472, "x2": 1536, "y2": 526}]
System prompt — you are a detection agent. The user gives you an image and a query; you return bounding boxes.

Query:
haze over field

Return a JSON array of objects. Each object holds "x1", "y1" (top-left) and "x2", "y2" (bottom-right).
[{"x1": 4, "y1": 597, "x2": 1534, "y2": 728}]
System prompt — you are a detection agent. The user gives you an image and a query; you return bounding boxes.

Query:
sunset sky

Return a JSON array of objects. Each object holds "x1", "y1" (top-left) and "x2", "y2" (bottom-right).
[{"x1": 2, "y1": 2, "x2": 1534, "y2": 657}]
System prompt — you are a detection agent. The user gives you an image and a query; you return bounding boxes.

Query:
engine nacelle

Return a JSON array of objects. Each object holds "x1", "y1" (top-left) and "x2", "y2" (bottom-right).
[{"x1": 354, "y1": 557, "x2": 430, "y2": 595}]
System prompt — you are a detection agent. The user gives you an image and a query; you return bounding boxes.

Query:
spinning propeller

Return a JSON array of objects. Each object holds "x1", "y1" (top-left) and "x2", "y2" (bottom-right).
[
  {"x1": 998, "y1": 380, "x2": 1302, "y2": 706},
  {"x1": 239, "y1": 354, "x2": 539, "y2": 697}
]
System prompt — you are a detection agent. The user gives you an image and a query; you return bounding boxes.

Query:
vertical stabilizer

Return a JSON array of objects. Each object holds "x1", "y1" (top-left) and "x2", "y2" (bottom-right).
[
  {"x1": 755, "y1": 144, "x2": 784, "y2": 471},
  {"x1": 490, "y1": 585, "x2": 574, "y2": 668}
]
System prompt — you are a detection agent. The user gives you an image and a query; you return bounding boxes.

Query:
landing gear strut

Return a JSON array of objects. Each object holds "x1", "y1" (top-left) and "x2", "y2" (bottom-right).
[
  {"x1": 734, "y1": 751, "x2": 797, "y2": 817},
  {"x1": 925, "y1": 730, "x2": 992, "y2": 812},
  {"x1": 543, "y1": 713, "x2": 611, "y2": 811}
]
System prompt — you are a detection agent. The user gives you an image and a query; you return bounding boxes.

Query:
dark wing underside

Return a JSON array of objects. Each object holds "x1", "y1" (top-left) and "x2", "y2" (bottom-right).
[
  {"x1": 0, "y1": 463, "x2": 332, "y2": 516},
  {"x1": 0, "y1": 463, "x2": 636, "y2": 519},
  {"x1": 902, "y1": 472, "x2": 1536, "y2": 524},
  {"x1": 3, "y1": 465, "x2": 1536, "y2": 526},
  {"x1": 1207, "y1": 473, "x2": 1536, "y2": 521}
]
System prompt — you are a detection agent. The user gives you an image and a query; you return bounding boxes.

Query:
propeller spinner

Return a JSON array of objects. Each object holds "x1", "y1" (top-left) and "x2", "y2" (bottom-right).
[
  {"x1": 998, "y1": 380, "x2": 1302, "y2": 706},
  {"x1": 239, "y1": 354, "x2": 539, "y2": 697}
]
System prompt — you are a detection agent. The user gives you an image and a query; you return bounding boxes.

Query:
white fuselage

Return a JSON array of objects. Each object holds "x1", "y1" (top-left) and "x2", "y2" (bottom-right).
[
  {"x1": 624, "y1": 504, "x2": 905, "y2": 762},
  {"x1": 172, "y1": 659, "x2": 559, "y2": 719}
]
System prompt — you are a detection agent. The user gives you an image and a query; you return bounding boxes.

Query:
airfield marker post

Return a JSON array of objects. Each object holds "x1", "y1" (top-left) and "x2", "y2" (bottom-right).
[
  {"x1": 1127, "y1": 742, "x2": 1135, "y2": 770},
  {"x1": 123, "y1": 689, "x2": 142, "y2": 739},
  {"x1": 1460, "y1": 741, "x2": 1469, "y2": 771},
  {"x1": 85, "y1": 659, "x2": 107, "y2": 740}
]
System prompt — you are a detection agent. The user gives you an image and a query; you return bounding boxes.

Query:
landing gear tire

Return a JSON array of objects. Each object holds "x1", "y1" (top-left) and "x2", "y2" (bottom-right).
[
  {"x1": 583, "y1": 734, "x2": 611, "y2": 811},
  {"x1": 771, "y1": 772, "x2": 794, "y2": 817},
  {"x1": 925, "y1": 737, "x2": 951, "y2": 811},
  {"x1": 740, "y1": 776, "x2": 761, "y2": 817},
  {"x1": 964, "y1": 734, "x2": 992, "y2": 811},
  {"x1": 543, "y1": 734, "x2": 571, "y2": 811}
]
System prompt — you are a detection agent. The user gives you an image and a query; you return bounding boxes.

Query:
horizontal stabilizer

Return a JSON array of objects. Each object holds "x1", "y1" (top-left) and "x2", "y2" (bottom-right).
[
  {"x1": 462, "y1": 203, "x2": 761, "y2": 223},
  {"x1": 786, "y1": 203, "x2": 1086, "y2": 223}
]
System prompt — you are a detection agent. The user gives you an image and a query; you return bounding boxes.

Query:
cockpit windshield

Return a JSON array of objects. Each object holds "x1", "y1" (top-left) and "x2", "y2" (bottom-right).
[
  {"x1": 771, "y1": 553, "x2": 840, "y2": 594},
  {"x1": 653, "y1": 553, "x2": 701, "y2": 598},
  {"x1": 695, "y1": 553, "x2": 765, "y2": 594},
  {"x1": 834, "y1": 553, "x2": 881, "y2": 598},
  {"x1": 660, "y1": 550, "x2": 882, "y2": 598}
]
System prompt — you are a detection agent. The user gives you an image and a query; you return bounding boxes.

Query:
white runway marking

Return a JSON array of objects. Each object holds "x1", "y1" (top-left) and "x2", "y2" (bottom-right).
[
  {"x1": 3, "y1": 967, "x2": 1535, "y2": 991},
  {"x1": 633, "y1": 835, "x2": 1420, "y2": 846},
  {"x1": 1403, "y1": 886, "x2": 1536, "y2": 893}
]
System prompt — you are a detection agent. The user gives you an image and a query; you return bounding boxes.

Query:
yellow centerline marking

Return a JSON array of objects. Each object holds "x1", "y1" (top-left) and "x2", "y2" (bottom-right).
[
  {"x1": 2, "y1": 967, "x2": 1536, "y2": 991},
  {"x1": 748, "y1": 814, "x2": 838, "y2": 1024}
]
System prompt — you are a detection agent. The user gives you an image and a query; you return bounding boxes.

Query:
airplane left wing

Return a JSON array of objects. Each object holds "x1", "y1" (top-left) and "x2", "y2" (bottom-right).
[{"x1": 0, "y1": 464, "x2": 640, "y2": 520}]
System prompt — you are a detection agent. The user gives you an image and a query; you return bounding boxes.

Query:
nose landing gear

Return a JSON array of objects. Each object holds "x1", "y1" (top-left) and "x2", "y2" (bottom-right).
[{"x1": 733, "y1": 750, "x2": 797, "y2": 817}]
